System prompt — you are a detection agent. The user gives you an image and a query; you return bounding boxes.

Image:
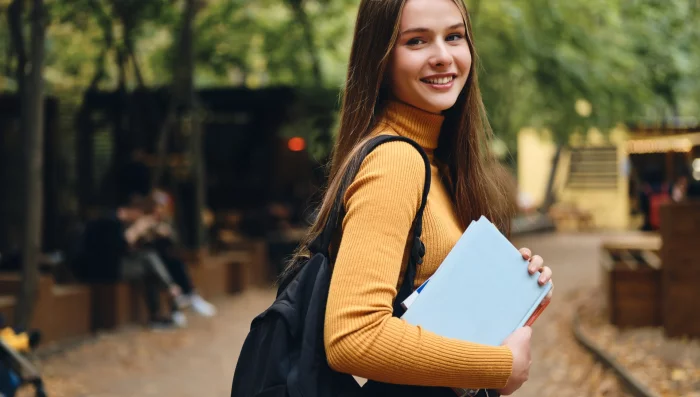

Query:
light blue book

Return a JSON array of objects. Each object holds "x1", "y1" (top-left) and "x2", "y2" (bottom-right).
[
  {"x1": 401, "y1": 216, "x2": 552, "y2": 347},
  {"x1": 401, "y1": 218, "x2": 484, "y2": 310}
]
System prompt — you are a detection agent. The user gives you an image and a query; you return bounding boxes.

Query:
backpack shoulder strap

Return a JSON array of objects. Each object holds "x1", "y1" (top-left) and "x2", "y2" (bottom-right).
[{"x1": 310, "y1": 135, "x2": 431, "y2": 316}]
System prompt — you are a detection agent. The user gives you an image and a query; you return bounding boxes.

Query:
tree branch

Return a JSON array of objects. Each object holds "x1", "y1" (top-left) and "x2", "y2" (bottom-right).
[{"x1": 124, "y1": 36, "x2": 145, "y2": 88}]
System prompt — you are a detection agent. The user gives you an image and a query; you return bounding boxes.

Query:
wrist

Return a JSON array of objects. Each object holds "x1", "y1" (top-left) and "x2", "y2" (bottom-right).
[{"x1": 500, "y1": 346, "x2": 514, "y2": 389}]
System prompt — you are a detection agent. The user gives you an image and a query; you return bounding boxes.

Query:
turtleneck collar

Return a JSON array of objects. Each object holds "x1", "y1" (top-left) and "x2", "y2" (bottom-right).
[{"x1": 380, "y1": 100, "x2": 444, "y2": 150}]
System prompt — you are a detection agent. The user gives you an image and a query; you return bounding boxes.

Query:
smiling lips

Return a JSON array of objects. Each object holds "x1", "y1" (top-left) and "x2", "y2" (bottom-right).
[{"x1": 420, "y1": 74, "x2": 456, "y2": 90}]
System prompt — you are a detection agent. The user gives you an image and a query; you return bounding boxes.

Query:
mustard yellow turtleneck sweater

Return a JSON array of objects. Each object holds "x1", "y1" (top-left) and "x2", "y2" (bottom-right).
[{"x1": 324, "y1": 101, "x2": 514, "y2": 389}]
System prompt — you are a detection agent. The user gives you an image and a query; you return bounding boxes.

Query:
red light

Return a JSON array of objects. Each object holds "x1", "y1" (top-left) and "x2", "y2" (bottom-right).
[{"x1": 288, "y1": 137, "x2": 306, "y2": 152}]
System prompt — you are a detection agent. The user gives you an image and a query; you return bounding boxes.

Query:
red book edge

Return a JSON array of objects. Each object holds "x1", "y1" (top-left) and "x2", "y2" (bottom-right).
[{"x1": 524, "y1": 298, "x2": 550, "y2": 327}]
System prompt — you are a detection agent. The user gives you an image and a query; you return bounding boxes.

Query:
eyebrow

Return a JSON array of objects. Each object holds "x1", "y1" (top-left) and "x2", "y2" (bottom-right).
[{"x1": 401, "y1": 23, "x2": 465, "y2": 35}]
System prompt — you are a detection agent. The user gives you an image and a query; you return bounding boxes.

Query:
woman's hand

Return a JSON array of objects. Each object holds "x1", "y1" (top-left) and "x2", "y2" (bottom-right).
[
  {"x1": 519, "y1": 248, "x2": 553, "y2": 305},
  {"x1": 498, "y1": 248, "x2": 552, "y2": 395},
  {"x1": 499, "y1": 326, "x2": 532, "y2": 395}
]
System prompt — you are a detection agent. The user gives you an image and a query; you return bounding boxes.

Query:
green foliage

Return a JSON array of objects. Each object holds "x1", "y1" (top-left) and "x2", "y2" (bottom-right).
[
  {"x1": 1, "y1": 0, "x2": 698, "y2": 147},
  {"x1": 192, "y1": 0, "x2": 356, "y2": 87},
  {"x1": 462, "y1": 0, "x2": 700, "y2": 143}
]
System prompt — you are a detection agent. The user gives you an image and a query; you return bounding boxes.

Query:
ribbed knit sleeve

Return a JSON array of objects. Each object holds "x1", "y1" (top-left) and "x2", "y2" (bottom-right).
[{"x1": 324, "y1": 141, "x2": 514, "y2": 390}]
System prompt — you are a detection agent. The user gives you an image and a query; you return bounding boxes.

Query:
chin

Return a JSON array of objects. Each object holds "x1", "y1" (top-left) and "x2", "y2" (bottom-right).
[{"x1": 421, "y1": 97, "x2": 459, "y2": 113}]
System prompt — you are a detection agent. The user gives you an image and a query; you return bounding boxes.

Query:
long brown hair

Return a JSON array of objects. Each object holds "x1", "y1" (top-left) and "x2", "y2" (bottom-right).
[{"x1": 282, "y1": 0, "x2": 513, "y2": 280}]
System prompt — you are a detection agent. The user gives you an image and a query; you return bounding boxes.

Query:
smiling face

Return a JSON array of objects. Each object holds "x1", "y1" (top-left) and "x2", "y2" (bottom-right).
[{"x1": 388, "y1": 0, "x2": 471, "y2": 114}]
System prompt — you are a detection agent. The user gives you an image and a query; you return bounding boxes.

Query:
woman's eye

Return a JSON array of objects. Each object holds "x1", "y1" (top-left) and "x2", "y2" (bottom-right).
[
  {"x1": 406, "y1": 38, "x2": 425, "y2": 46},
  {"x1": 446, "y1": 34, "x2": 464, "y2": 42}
]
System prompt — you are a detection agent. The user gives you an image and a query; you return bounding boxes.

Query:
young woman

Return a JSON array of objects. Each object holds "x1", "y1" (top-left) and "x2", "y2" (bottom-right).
[{"x1": 293, "y1": 0, "x2": 554, "y2": 395}]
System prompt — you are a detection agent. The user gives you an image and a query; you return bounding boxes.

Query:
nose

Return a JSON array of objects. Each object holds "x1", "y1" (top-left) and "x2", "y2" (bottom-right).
[{"x1": 429, "y1": 40, "x2": 453, "y2": 69}]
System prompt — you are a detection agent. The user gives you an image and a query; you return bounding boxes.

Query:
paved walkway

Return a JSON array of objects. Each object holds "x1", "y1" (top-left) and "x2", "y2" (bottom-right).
[
  {"x1": 21, "y1": 232, "x2": 640, "y2": 397},
  {"x1": 511, "y1": 232, "x2": 630, "y2": 397}
]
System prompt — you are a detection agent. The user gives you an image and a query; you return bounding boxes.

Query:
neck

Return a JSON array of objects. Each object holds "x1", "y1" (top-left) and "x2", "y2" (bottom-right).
[{"x1": 380, "y1": 100, "x2": 444, "y2": 150}]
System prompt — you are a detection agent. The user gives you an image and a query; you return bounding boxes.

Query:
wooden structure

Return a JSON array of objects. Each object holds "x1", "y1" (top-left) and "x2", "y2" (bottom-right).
[
  {"x1": 0, "y1": 95, "x2": 61, "y2": 253},
  {"x1": 601, "y1": 234, "x2": 663, "y2": 328},
  {"x1": 659, "y1": 201, "x2": 700, "y2": 338},
  {"x1": 0, "y1": 274, "x2": 91, "y2": 345},
  {"x1": 601, "y1": 200, "x2": 700, "y2": 337},
  {"x1": 75, "y1": 87, "x2": 331, "y2": 213}
]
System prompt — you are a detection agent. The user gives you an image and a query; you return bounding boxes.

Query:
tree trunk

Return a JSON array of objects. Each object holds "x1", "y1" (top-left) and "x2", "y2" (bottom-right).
[
  {"x1": 152, "y1": 111, "x2": 175, "y2": 187},
  {"x1": 540, "y1": 144, "x2": 563, "y2": 214},
  {"x1": 178, "y1": 0, "x2": 206, "y2": 249},
  {"x1": 15, "y1": 0, "x2": 47, "y2": 330},
  {"x1": 6, "y1": 0, "x2": 27, "y2": 252},
  {"x1": 188, "y1": 0, "x2": 207, "y2": 250},
  {"x1": 287, "y1": 0, "x2": 323, "y2": 83}
]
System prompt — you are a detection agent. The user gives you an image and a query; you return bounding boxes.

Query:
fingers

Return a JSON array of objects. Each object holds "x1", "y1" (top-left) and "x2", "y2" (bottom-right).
[
  {"x1": 538, "y1": 266, "x2": 552, "y2": 285},
  {"x1": 521, "y1": 248, "x2": 554, "y2": 300},
  {"x1": 519, "y1": 247, "x2": 532, "y2": 260},
  {"x1": 528, "y1": 255, "x2": 543, "y2": 274},
  {"x1": 539, "y1": 281, "x2": 554, "y2": 308}
]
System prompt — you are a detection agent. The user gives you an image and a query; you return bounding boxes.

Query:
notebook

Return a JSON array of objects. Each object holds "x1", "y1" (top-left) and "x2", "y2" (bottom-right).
[{"x1": 401, "y1": 216, "x2": 552, "y2": 347}]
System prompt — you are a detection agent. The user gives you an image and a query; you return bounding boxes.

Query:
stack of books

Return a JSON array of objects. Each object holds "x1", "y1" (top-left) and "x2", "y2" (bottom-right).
[{"x1": 400, "y1": 217, "x2": 553, "y2": 397}]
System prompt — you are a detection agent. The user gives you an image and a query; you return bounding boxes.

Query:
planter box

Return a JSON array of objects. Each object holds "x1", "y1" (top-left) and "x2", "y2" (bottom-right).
[{"x1": 601, "y1": 237, "x2": 662, "y2": 328}]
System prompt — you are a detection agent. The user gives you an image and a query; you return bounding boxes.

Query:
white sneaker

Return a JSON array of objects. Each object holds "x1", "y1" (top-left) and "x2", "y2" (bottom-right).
[
  {"x1": 171, "y1": 311, "x2": 188, "y2": 327},
  {"x1": 175, "y1": 294, "x2": 191, "y2": 310},
  {"x1": 190, "y1": 294, "x2": 217, "y2": 317}
]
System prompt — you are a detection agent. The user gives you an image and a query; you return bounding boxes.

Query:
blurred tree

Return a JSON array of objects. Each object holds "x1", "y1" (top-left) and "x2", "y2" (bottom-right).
[
  {"x1": 619, "y1": 0, "x2": 700, "y2": 121},
  {"x1": 173, "y1": 0, "x2": 207, "y2": 249},
  {"x1": 46, "y1": 0, "x2": 177, "y2": 91},
  {"x1": 473, "y1": 0, "x2": 700, "y2": 144},
  {"x1": 7, "y1": 0, "x2": 48, "y2": 330},
  {"x1": 2, "y1": 0, "x2": 699, "y2": 156},
  {"x1": 191, "y1": 0, "x2": 356, "y2": 87}
]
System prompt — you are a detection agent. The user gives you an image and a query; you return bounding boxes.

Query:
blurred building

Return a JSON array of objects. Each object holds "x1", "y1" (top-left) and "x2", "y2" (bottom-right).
[{"x1": 517, "y1": 122, "x2": 700, "y2": 230}]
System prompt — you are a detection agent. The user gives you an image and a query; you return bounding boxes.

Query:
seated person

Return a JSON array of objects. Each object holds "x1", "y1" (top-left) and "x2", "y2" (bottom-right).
[
  {"x1": 78, "y1": 196, "x2": 188, "y2": 329},
  {"x1": 139, "y1": 190, "x2": 216, "y2": 317}
]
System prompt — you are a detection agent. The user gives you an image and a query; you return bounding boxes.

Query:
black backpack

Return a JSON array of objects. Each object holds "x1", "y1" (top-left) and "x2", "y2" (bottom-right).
[{"x1": 230, "y1": 135, "x2": 432, "y2": 397}]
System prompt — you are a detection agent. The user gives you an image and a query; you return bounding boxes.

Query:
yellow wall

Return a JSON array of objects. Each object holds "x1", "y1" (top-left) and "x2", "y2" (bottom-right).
[
  {"x1": 517, "y1": 126, "x2": 630, "y2": 230},
  {"x1": 517, "y1": 128, "x2": 557, "y2": 207}
]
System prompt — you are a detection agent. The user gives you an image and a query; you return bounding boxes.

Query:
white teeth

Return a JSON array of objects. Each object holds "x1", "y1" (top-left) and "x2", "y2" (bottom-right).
[{"x1": 423, "y1": 76, "x2": 454, "y2": 85}]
